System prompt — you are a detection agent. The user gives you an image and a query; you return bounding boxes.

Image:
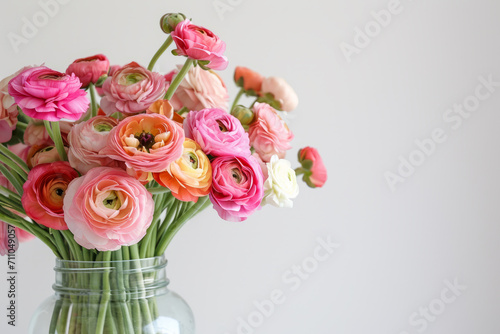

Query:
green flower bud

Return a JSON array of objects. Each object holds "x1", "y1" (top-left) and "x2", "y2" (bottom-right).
[
  {"x1": 231, "y1": 105, "x2": 254, "y2": 125},
  {"x1": 160, "y1": 13, "x2": 186, "y2": 34}
]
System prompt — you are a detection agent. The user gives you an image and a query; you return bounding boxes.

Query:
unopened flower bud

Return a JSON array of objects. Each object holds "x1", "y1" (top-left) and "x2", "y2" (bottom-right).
[
  {"x1": 160, "y1": 13, "x2": 186, "y2": 34},
  {"x1": 231, "y1": 105, "x2": 254, "y2": 125}
]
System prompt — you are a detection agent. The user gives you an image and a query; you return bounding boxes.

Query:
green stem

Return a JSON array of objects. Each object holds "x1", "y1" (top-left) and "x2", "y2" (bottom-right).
[
  {"x1": 231, "y1": 87, "x2": 245, "y2": 112},
  {"x1": 46, "y1": 121, "x2": 68, "y2": 161},
  {"x1": 146, "y1": 187, "x2": 171, "y2": 195},
  {"x1": 164, "y1": 58, "x2": 195, "y2": 100},
  {"x1": 48, "y1": 298, "x2": 62, "y2": 334},
  {"x1": 156, "y1": 196, "x2": 211, "y2": 255},
  {"x1": 0, "y1": 154, "x2": 27, "y2": 180},
  {"x1": 16, "y1": 121, "x2": 28, "y2": 131},
  {"x1": 52, "y1": 230, "x2": 69, "y2": 260},
  {"x1": 0, "y1": 163, "x2": 23, "y2": 195},
  {"x1": 89, "y1": 82, "x2": 98, "y2": 118},
  {"x1": 295, "y1": 167, "x2": 307, "y2": 176},
  {"x1": 95, "y1": 251, "x2": 112, "y2": 334},
  {"x1": 148, "y1": 35, "x2": 173, "y2": 71}
]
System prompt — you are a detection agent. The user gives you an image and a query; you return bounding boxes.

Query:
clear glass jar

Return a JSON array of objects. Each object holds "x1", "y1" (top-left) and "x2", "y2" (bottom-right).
[{"x1": 29, "y1": 255, "x2": 194, "y2": 334}]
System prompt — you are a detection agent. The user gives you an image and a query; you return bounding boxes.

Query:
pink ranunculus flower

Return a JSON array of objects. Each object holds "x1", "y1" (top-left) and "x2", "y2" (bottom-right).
[
  {"x1": 68, "y1": 116, "x2": 122, "y2": 174},
  {"x1": 23, "y1": 122, "x2": 53, "y2": 146},
  {"x1": 66, "y1": 54, "x2": 110, "y2": 88},
  {"x1": 63, "y1": 167, "x2": 154, "y2": 251},
  {"x1": 101, "y1": 113, "x2": 184, "y2": 173},
  {"x1": 261, "y1": 77, "x2": 299, "y2": 112},
  {"x1": 209, "y1": 155, "x2": 264, "y2": 222},
  {"x1": 8, "y1": 66, "x2": 89, "y2": 121},
  {"x1": 100, "y1": 62, "x2": 167, "y2": 115},
  {"x1": 184, "y1": 108, "x2": 250, "y2": 157},
  {"x1": 298, "y1": 147, "x2": 327, "y2": 188},
  {"x1": 167, "y1": 65, "x2": 229, "y2": 111},
  {"x1": 248, "y1": 103, "x2": 294, "y2": 162},
  {"x1": 171, "y1": 20, "x2": 228, "y2": 70},
  {"x1": 0, "y1": 73, "x2": 19, "y2": 143},
  {"x1": 22, "y1": 161, "x2": 79, "y2": 230}
]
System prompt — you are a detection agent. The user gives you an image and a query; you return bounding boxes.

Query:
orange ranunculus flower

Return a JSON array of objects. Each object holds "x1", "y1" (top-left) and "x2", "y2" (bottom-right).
[
  {"x1": 234, "y1": 66, "x2": 264, "y2": 94},
  {"x1": 146, "y1": 99, "x2": 184, "y2": 124},
  {"x1": 154, "y1": 139, "x2": 212, "y2": 202}
]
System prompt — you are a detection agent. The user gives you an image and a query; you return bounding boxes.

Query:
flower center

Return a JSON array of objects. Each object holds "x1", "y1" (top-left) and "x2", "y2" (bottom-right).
[
  {"x1": 217, "y1": 120, "x2": 228, "y2": 132},
  {"x1": 39, "y1": 74, "x2": 62, "y2": 80},
  {"x1": 94, "y1": 123, "x2": 113, "y2": 132},
  {"x1": 136, "y1": 132, "x2": 155, "y2": 151},
  {"x1": 183, "y1": 152, "x2": 199, "y2": 169},
  {"x1": 103, "y1": 191, "x2": 121, "y2": 209},
  {"x1": 124, "y1": 73, "x2": 145, "y2": 85},
  {"x1": 231, "y1": 168, "x2": 242, "y2": 184}
]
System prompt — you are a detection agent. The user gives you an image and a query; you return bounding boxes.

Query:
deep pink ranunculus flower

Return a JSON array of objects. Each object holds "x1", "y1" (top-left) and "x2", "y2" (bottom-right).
[
  {"x1": 100, "y1": 62, "x2": 167, "y2": 115},
  {"x1": 66, "y1": 54, "x2": 110, "y2": 88},
  {"x1": 184, "y1": 108, "x2": 250, "y2": 157},
  {"x1": 298, "y1": 147, "x2": 327, "y2": 188},
  {"x1": 248, "y1": 103, "x2": 294, "y2": 162},
  {"x1": 209, "y1": 155, "x2": 264, "y2": 222},
  {"x1": 8, "y1": 66, "x2": 89, "y2": 122},
  {"x1": 21, "y1": 161, "x2": 79, "y2": 230},
  {"x1": 63, "y1": 167, "x2": 154, "y2": 251},
  {"x1": 171, "y1": 20, "x2": 228, "y2": 70}
]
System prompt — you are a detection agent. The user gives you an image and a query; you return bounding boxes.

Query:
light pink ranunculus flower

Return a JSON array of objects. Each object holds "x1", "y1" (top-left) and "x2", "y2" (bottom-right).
[
  {"x1": 248, "y1": 103, "x2": 294, "y2": 162},
  {"x1": 167, "y1": 65, "x2": 229, "y2": 111},
  {"x1": 100, "y1": 62, "x2": 167, "y2": 115},
  {"x1": 0, "y1": 73, "x2": 19, "y2": 143},
  {"x1": 23, "y1": 122, "x2": 53, "y2": 147},
  {"x1": 22, "y1": 161, "x2": 79, "y2": 230},
  {"x1": 210, "y1": 155, "x2": 264, "y2": 222},
  {"x1": 8, "y1": 66, "x2": 89, "y2": 121},
  {"x1": 101, "y1": 113, "x2": 184, "y2": 173},
  {"x1": 29, "y1": 146, "x2": 67, "y2": 168},
  {"x1": 261, "y1": 77, "x2": 299, "y2": 112},
  {"x1": 66, "y1": 54, "x2": 110, "y2": 88},
  {"x1": 171, "y1": 20, "x2": 228, "y2": 70},
  {"x1": 184, "y1": 108, "x2": 250, "y2": 157},
  {"x1": 63, "y1": 167, "x2": 154, "y2": 251},
  {"x1": 68, "y1": 116, "x2": 122, "y2": 174},
  {"x1": 8, "y1": 143, "x2": 30, "y2": 163}
]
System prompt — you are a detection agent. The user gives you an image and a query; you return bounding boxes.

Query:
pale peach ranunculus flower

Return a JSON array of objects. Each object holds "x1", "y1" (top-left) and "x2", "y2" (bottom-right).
[
  {"x1": 0, "y1": 73, "x2": 19, "y2": 143},
  {"x1": 63, "y1": 167, "x2": 154, "y2": 251},
  {"x1": 154, "y1": 138, "x2": 212, "y2": 202},
  {"x1": 167, "y1": 65, "x2": 229, "y2": 112},
  {"x1": 261, "y1": 76, "x2": 299, "y2": 112}
]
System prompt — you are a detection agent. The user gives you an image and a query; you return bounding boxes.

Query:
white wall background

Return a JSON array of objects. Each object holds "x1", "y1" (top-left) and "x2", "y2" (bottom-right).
[{"x1": 1, "y1": 0, "x2": 500, "y2": 333}]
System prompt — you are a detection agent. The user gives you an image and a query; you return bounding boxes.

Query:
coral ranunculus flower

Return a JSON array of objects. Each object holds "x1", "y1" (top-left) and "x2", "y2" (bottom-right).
[
  {"x1": 234, "y1": 66, "x2": 264, "y2": 94},
  {"x1": 102, "y1": 113, "x2": 184, "y2": 173},
  {"x1": 66, "y1": 54, "x2": 110, "y2": 88},
  {"x1": 154, "y1": 139, "x2": 212, "y2": 202},
  {"x1": 171, "y1": 20, "x2": 228, "y2": 70},
  {"x1": 209, "y1": 155, "x2": 264, "y2": 222},
  {"x1": 100, "y1": 62, "x2": 167, "y2": 115},
  {"x1": 63, "y1": 167, "x2": 154, "y2": 251},
  {"x1": 8, "y1": 66, "x2": 89, "y2": 121},
  {"x1": 21, "y1": 161, "x2": 79, "y2": 230},
  {"x1": 298, "y1": 147, "x2": 327, "y2": 188}
]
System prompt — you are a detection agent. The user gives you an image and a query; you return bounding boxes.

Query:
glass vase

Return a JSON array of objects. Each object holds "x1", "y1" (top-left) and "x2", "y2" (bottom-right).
[{"x1": 28, "y1": 255, "x2": 195, "y2": 334}]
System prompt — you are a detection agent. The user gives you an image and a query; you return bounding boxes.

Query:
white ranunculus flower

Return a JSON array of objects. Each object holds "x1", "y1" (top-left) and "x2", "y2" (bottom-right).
[{"x1": 262, "y1": 155, "x2": 299, "y2": 208}]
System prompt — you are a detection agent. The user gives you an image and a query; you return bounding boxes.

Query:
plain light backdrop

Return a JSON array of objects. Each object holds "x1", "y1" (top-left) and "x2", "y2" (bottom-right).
[{"x1": 1, "y1": 0, "x2": 500, "y2": 333}]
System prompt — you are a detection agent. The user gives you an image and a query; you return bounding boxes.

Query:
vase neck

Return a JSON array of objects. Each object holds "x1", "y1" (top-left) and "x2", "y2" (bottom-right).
[{"x1": 53, "y1": 255, "x2": 169, "y2": 299}]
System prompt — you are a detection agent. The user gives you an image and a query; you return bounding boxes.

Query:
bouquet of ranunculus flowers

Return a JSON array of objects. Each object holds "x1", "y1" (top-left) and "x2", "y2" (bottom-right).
[{"x1": 0, "y1": 13, "x2": 327, "y2": 334}]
